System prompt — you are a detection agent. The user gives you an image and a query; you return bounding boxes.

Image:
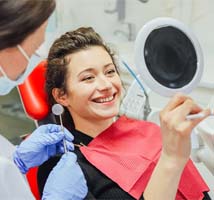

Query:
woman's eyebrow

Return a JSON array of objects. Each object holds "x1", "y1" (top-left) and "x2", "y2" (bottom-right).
[
  {"x1": 104, "y1": 63, "x2": 114, "y2": 68},
  {"x1": 77, "y1": 68, "x2": 94, "y2": 76}
]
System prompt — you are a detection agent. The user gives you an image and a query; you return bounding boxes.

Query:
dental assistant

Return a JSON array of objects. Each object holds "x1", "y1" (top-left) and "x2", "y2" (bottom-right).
[{"x1": 0, "y1": 1, "x2": 87, "y2": 199}]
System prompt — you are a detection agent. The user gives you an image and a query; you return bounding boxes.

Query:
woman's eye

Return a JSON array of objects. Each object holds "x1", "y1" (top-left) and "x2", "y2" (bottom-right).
[
  {"x1": 106, "y1": 69, "x2": 116, "y2": 75},
  {"x1": 82, "y1": 76, "x2": 94, "y2": 81}
]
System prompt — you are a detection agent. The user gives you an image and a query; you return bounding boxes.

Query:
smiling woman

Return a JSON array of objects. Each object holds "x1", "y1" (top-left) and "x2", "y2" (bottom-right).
[
  {"x1": 45, "y1": 27, "x2": 122, "y2": 136},
  {"x1": 37, "y1": 27, "x2": 211, "y2": 200},
  {"x1": 51, "y1": 46, "x2": 122, "y2": 137}
]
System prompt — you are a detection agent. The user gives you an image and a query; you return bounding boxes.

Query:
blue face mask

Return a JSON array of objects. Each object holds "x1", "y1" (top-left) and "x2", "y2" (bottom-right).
[{"x1": 0, "y1": 45, "x2": 43, "y2": 95}]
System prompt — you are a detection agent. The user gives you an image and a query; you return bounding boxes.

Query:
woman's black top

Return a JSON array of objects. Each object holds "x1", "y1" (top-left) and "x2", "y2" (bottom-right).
[{"x1": 37, "y1": 129, "x2": 211, "y2": 200}]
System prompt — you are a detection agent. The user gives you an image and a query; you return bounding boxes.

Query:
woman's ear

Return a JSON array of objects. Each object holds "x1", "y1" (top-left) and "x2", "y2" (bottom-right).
[{"x1": 52, "y1": 88, "x2": 69, "y2": 107}]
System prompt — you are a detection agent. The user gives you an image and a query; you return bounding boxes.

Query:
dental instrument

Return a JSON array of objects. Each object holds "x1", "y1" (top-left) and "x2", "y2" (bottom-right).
[
  {"x1": 186, "y1": 110, "x2": 214, "y2": 120},
  {"x1": 121, "y1": 60, "x2": 151, "y2": 120},
  {"x1": 186, "y1": 113, "x2": 206, "y2": 120},
  {"x1": 52, "y1": 103, "x2": 68, "y2": 153},
  {"x1": 186, "y1": 96, "x2": 214, "y2": 120}
]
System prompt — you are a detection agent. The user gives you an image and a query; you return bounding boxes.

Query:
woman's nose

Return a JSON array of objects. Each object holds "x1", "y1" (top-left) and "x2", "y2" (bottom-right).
[{"x1": 96, "y1": 75, "x2": 112, "y2": 91}]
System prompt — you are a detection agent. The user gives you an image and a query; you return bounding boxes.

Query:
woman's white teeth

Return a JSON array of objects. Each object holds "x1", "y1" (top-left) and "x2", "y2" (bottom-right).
[{"x1": 96, "y1": 96, "x2": 114, "y2": 103}]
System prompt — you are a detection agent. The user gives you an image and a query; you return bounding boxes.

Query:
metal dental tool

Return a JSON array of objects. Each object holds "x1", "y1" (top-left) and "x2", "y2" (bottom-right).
[{"x1": 52, "y1": 103, "x2": 68, "y2": 153}]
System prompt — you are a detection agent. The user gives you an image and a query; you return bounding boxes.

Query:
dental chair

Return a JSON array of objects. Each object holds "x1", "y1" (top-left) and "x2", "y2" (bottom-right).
[
  {"x1": 18, "y1": 60, "x2": 55, "y2": 126},
  {"x1": 18, "y1": 60, "x2": 52, "y2": 200}
]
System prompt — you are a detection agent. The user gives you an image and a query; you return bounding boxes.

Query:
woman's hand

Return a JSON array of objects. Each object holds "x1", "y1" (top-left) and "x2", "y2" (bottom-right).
[
  {"x1": 144, "y1": 93, "x2": 210, "y2": 200},
  {"x1": 159, "y1": 93, "x2": 210, "y2": 167}
]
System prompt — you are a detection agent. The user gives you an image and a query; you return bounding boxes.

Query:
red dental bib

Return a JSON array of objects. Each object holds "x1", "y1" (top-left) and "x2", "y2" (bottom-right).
[{"x1": 80, "y1": 116, "x2": 209, "y2": 199}]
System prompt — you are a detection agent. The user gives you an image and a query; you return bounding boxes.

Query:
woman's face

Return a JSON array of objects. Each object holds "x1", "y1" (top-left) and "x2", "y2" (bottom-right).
[{"x1": 60, "y1": 46, "x2": 122, "y2": 122}]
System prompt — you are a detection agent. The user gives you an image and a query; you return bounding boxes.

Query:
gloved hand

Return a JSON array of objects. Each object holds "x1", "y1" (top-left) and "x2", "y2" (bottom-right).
[
  {"x1": 13, "y1": 124, "x2": 74, "y2": 173},
  {"x1": 42, "y1": 152, "x2": 88, "y2": 200}
]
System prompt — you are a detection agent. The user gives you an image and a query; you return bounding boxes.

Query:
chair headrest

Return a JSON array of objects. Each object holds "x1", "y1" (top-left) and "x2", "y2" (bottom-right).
[{"x1": 18, "y1": 60, "x2": 50, "y2": 120}]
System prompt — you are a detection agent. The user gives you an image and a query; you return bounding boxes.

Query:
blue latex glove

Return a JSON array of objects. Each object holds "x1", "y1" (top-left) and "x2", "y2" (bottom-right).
[
  {"x1": 42, "y1": 152, "x2": 88, "y2": 200},
  {"x1": 13, "y1": 124, "x2": 74, "y2": 173}
]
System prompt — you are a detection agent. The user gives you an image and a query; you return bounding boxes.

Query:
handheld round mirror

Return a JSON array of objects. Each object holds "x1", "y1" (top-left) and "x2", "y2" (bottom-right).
[{"x1": 134, "y1": 17, "x2": 203, "y2": 97}]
